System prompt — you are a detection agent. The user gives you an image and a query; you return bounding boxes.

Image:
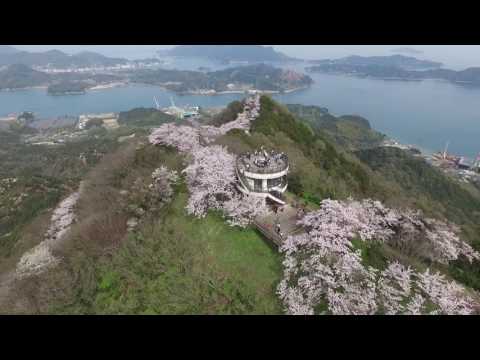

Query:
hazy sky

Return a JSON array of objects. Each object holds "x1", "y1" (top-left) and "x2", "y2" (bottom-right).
[{"x1": 12, "y1": 45, "x2": 480, "y2": 69}]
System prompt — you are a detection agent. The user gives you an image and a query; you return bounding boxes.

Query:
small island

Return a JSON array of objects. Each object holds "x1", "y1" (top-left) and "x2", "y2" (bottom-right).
[
  {"x1": 129, "y1": 63, "x2": 313, "y2": 94},
  {"x1": 47, "y1": 81, "x2": 89, "y2": 95},
  {"x1": 304, "y1": 54, "x2": 480, "y2": 87},
  {"x1": 308, "y1": 55, "x2": 442, "y2": 70}
]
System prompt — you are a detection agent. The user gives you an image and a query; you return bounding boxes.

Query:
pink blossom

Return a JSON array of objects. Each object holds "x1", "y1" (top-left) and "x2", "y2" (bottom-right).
[
  {"x1": 149, "y1": 123, "x2": 200, "y2": 154},
  {"x1": 45, "y1": 191, "x2": 80, "y2": 244},
  {"x1": 16, "y1": 190, "x2": 80, "y2": 278},
  {"x1": 278, "y1": 198, "x2": 480, "y2": 315},
  {"x1": 149, "y1": 94, "x2": 265, "y2": 227},
  {"x1": 184, "y1": 145, "x2": 269, "y2": 227},
  {"x1": 416, "y1": 269, "x2": 476, "y2": 315},
  {"x1": 150, "y1": 166, "x2": 179, "y2": 203},
  {"x1": 377, "y1": 262, "x2": 413, "y2": 314}
]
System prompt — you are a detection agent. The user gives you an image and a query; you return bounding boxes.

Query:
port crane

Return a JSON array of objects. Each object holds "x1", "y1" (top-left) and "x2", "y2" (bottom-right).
[
  {"x1": 170, "y1": 96, "x2": 176, "y2": 109},
  {"x1": 474, "y1": 153, "x2": 480, "y2": 171},
  {"x1": 443, "y1": 141, "x2": 450, "y2": 160},
  {"x1": 153, "y1": 96, "x2": 160, "y2": 110},
  {"x1": 153, "y1": 96, "x2": 199, "y2": 119}
]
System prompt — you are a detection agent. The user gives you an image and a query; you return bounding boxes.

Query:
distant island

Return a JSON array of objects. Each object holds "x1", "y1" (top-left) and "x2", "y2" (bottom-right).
[
  {"x1": 160, "y1": 45, "x2": 295, "y2": 63},
  {"x1": 128, "y1": 63, "x2": 313, "y2": 94},
  {"x1": 0, "y1": 64, "x2": 50, "y2": 89},
  {"x1": 0, "y1": 64, "x2": 124, "y2": 93},
  {"x1": 0, "y1": 62, "x2": 312, "y2": 95},
  {"x1": 308, "y1": 55, "x2": 442, "y2": 70},
  {"x1": 0, "y1": 46, "x2": 166, "y2": 74},
  {"x1": 47, "y1": 81, "x2": 89, "y2": 95},
  {"x1": 306, "y1": 60, "x2": 480, "y2": 86},
  {"x1": 0, "y1": 46, "x2": 308, "y2": 95}
]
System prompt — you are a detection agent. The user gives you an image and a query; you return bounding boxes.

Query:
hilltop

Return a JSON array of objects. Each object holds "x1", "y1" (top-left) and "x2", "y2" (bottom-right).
[{"x1": 1, "y1": 95, "x2": 479, "y2": 314}]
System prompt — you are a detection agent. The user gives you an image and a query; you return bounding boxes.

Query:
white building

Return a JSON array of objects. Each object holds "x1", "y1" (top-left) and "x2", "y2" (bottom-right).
[
  {"x1": 236, "y1": 147, "x2": 288, "y2": 205},
  {"x1": 77, "y1": 113, "x2": 118, "y2": 130}
]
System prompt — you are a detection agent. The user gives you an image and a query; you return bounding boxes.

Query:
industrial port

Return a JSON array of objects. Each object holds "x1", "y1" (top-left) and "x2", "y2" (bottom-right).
[
  {"x1": 383, "y1": 138, "x2": 480, "y2": 185},
  {"x1": 154, "y1": 96, "x2": 200, "y2": 119},
  {"x1": 426, "y1": 142, "x2": 480, "y2": 184}
]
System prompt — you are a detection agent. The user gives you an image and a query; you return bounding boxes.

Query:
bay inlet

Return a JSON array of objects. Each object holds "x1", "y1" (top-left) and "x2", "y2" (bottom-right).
[{"x1": 1, "y1": 72, "x2": 480, "y2": 158}]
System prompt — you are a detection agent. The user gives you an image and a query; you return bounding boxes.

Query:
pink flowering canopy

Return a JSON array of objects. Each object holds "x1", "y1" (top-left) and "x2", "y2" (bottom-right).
[
  {"x1": 149, "y1": 94, "x2": 268, "y2": 227},
  {"x1": 278, "y1": 198, "x2": 480, "y2": 315},
  {"x1": 183, "y1": 144, "x2": 268, "y2": 226},
  {"x1": 149, "y1": 99, "x2": 480, "y2": 315},
  {"x1": 149, "y1": 123, "x2": 201, "y2": 154},
  {"x1": 149, "y1": 165, "x2": 179, "y2": 203},
  {"x1": 45, "y1": 191, "x2": 80, "y2": 244}
]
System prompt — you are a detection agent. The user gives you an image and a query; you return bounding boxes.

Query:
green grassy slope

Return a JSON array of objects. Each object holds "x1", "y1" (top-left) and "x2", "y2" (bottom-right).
[
  {"x1": 6, "y1": 140, "x2": 281, "y2": 314},
  {"x1": 87, "y1": 192, "x2": 282, "y2": 315},
  {"x1": 3, "y1": 95, "x2": 480, "y2": 314},
  {"x1": 287, "y1": 104, "x2": 386, "y2": 150}
]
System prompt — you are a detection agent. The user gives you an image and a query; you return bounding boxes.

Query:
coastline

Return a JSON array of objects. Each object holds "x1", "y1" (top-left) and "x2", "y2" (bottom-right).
[
  {"x1": 307, "y1": 71, "x2": 480, "y2": 86},
  {"x1": 0, "y1": 81, "x2": 310, "y2": 97},
  {"x1": 48, "y1": 91, "x2": 86, "y2": 96},
  {"x1": 180, "y1": 85, "x2": 310, "y2": 96},
  {"x1": 89, "y1": 82, "x2": 128, "y2": 91},
  {"x1": 0, "y1": 85, "x2": 48, "y2": 92}
]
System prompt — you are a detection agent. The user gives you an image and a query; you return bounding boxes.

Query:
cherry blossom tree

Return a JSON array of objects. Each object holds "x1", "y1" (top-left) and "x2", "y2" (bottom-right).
[
  {"x1": 183, "y1": 145, "x2": 236, "y2": 217},
  {"x1": 183, "y1": 145, "x2": 268, "y2": 227},
  {"x1": 415, "y1": 269, "x2": 477, "y2": 315},
  {"x1": 278, "y1": 198, "x2": 480, "y2": 315},
  {"x1": 44, "y1": 191, "x2": 80, "y2": 244},
  {"x1": 149, "y1": 123, "x2": 200, "y2": 154},
  {"x1": 377, "y1": 262, "x2": 413, "y2": 314},
  {"x1": 150, "y1": 94, "x2": 260, "y2": 149},
  {"x1": 16, "y1": 191, "x2": 80, "y2": 278},
  {"x1": 150, "y1": 166, "x2": 179, "y2": 204},
  {"x1": 222, "y1": 192, "x2": 269, "y2": 228}
]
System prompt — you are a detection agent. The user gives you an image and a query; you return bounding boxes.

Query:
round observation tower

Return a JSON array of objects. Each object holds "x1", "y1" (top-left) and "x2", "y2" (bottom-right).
[{"x1": 235, "y1": 147, "x2": 288, "y2": 204}]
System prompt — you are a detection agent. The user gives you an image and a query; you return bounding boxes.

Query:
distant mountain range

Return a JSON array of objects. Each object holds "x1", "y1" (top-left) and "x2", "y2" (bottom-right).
[
  {"x1": 0, "y1": 46, "x2": 128, "y2": 68},
  {"x1": 160, "y1": 45, "x2": 294, "y2": 63},
  {"x1": 308, "y1": 55, "x2": 442, "y2": 70}
]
